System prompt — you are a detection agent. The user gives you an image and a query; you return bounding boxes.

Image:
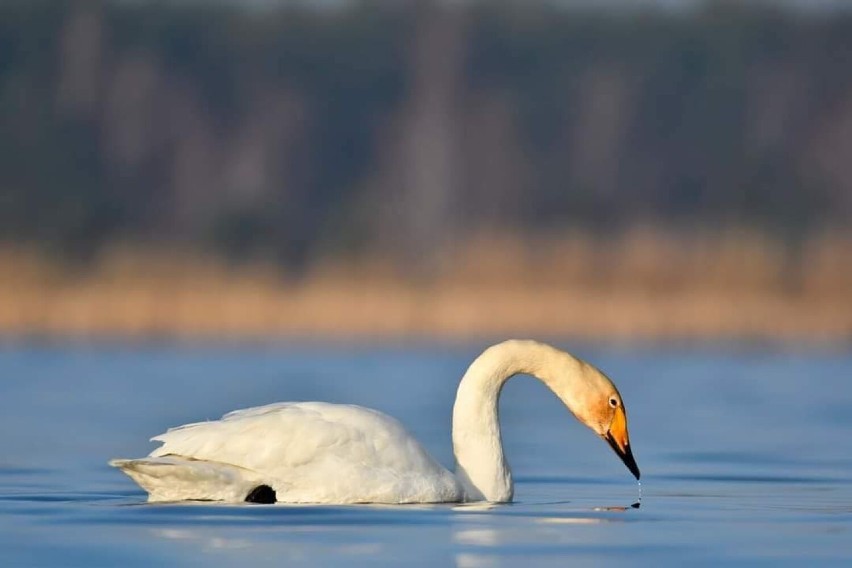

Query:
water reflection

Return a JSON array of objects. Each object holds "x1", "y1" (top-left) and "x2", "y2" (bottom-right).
[
  {"x1": 593, "y1": 501, "x2": 641, "y2": 512},
  {"x1": 451, "y1": 502, "x2": 499, "y2": 512},
  {"x1": 152, "y1": 524, "x2": 388, "y2": 560},
  {"x1": 536, "y1": 516, "x2": 608, "y2": 524},
  {"x1": 154, "y1": 528, "x2": 252, "y2": 550},
  {"x1": 455, "y1": 552, "x2": 499, "y2": 568},
  {"x1": 453, "y1": 527, "x2": 501, "y2": 546}
]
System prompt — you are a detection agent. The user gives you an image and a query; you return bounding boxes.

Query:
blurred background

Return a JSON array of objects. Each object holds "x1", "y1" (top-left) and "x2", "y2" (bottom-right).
[
  {"x1": 4, "y1": 5, "x2": 852, "y2": 564},
  {"x1": 1, "y1": 0, "x2": 850, "y2": 342}
]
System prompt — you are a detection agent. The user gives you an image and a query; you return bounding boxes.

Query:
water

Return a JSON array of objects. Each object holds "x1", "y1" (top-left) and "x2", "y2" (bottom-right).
[{"x1": 1, "y1": 340, "x2": 851, "y2": 566}]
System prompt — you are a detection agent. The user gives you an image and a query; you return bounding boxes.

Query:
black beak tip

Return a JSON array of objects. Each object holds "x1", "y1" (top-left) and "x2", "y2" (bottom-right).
[
  {"x1": 606, "y1": 433, "x2": 641, "y2": 481},
  {"x1": 621, "y1": 448, "x2": 640, "y2": 480},
  {"x1": 630, "y1": 463, "x2": 641, "y2": 480}
]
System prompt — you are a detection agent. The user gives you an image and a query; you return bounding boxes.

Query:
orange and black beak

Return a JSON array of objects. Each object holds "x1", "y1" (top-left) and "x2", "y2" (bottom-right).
[{"x1": 605, "y1": 406, "x2": 640, "y2": 480}]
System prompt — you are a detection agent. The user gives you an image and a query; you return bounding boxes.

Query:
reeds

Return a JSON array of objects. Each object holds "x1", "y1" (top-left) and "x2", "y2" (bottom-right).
[{"x1": 1, "y1": 228, "x2": 850, "y2": 341}]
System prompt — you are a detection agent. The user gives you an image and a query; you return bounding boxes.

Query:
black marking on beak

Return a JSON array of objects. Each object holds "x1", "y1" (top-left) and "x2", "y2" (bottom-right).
[{"x1": 606, "y1": 432, "x2": 641, "y2": 480}]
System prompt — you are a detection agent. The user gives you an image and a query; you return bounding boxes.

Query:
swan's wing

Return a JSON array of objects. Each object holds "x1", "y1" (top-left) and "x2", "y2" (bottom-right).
[
  {"x1": 150, "y1": 402, "x2": 391, "y2": 470},
  {"x1": 109, "y1": 456, "x2": 264, "y2": 502},
  {"x1": 155, "y1": 401, "x2": 303, "y2": 438},
  {"x1": 147, "y1": 401, "x2": 460, "y2": 503}
]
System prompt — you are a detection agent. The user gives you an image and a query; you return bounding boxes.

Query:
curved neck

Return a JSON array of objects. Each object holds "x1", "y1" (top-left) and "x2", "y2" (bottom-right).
[{"x1": 451, "y1": 340, "x2": 583, "y2": 502}]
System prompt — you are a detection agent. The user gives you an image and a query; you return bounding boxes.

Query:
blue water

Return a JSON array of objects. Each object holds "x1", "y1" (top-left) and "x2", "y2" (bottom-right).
[{"x1": 1, "y1": 340, "x2": 851, "y2": 566}]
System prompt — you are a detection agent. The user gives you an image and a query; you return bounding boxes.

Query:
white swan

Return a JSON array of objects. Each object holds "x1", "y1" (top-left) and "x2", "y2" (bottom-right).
[{"x1": 110, "y1": 340, "x2": 640, "y2": 504}]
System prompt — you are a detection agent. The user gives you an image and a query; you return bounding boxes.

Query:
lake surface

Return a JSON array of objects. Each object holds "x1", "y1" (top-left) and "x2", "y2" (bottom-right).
[{"x1": 1, "y1": 340, "x2": 851, "y2": 566}]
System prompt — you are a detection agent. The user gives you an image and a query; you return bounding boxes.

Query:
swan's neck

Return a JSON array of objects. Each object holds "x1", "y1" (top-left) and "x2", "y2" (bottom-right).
[{"x1": 451, "y1": 340, "x2": 584, "y2": 502}]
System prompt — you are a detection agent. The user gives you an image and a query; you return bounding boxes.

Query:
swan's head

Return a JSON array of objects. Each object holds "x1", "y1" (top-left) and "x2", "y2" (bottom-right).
[
  {"x1": 554, "y1": 359, "x2": 641, "y2": 480},
  {"x1": 597, "y1": 387, "x2": 640, "y2": 480}
]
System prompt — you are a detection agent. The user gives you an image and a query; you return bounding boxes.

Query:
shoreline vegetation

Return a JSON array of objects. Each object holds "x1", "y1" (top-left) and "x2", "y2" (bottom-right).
[
  {"x1": 2, "y1": 229, "x2": 850, "y2": 343},
  {"x1": 3, "y1": 3, "x2": 851, "y2": 348}
]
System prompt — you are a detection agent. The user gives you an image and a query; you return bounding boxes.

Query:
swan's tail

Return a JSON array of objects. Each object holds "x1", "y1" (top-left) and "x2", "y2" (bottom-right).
[{"x1": 109, "y1": 456, "x2": 265, "y2": 503}]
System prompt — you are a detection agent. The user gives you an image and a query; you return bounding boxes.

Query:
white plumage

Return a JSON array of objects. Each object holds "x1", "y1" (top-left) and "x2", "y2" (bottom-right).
[
  {"x1": 112, "y1": 402, "x2": 461, "y2": 503},
  {"x1": 111, "y1": 340, "x2": 639, "y2": 504}
]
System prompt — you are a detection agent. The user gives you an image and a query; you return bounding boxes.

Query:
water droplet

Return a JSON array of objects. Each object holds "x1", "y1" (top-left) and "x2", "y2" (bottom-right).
[{"x1": 631, "y1": 480, "x2": 642, "y2": 509}]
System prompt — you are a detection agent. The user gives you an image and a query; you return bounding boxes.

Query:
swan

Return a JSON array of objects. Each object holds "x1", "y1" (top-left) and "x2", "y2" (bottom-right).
[{"x1": 110, "y1": 339, "x2": 640, "y2": 504}]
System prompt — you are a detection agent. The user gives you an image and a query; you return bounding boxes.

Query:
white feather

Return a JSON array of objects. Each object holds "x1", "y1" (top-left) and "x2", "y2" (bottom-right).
[{"x1": 117, "y1": 402, "x2": 461, "y2": 503}]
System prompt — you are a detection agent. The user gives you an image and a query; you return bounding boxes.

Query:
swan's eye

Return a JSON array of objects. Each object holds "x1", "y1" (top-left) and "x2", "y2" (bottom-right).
[{"x1": 609, "y1": 397, "x2": 618, "y2": 408}]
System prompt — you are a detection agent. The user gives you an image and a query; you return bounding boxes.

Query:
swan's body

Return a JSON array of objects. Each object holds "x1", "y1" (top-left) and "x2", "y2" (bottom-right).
[
  {"x1": 113, "y1": 402, "x2": 462, "y2": 503},
  {"x1": 111, "y1": 340, "x2": 639, "y2": 504}
]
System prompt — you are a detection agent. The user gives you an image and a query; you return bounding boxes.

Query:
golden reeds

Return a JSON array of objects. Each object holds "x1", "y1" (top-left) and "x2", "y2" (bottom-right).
[{"x1": 1, "y1": 228, "x2": 850, "y2": 341}]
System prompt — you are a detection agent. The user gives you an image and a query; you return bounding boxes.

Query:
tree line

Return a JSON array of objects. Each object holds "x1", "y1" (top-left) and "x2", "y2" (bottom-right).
[{"x1": 1, "y1": 0, "x2": 850, "y2": 267}]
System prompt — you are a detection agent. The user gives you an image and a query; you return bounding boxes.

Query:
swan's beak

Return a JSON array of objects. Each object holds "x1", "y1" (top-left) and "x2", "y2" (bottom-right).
[{"x1": 605, "y1": 406, "x2": 640, "y2": 480}]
